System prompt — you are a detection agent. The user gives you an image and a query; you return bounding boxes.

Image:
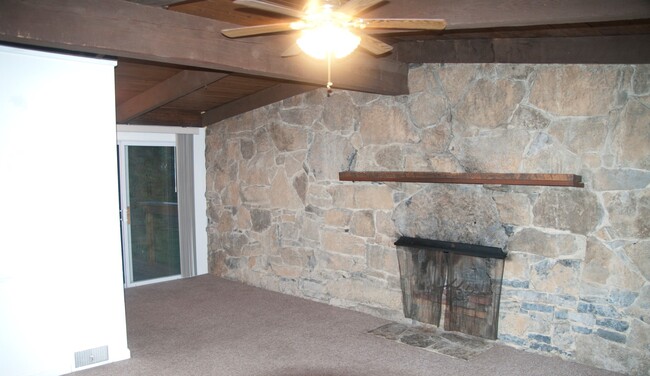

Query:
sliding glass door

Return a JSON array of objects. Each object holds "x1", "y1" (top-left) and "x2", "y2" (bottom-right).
[{"x1": 118, "y1": 142, "x2": 181, "y2": 286}]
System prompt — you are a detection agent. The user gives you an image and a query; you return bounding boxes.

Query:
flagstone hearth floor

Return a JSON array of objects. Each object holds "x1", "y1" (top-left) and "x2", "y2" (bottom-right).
[{"x1": 369, "y1": 322, "x2": 494, "y2": 360}]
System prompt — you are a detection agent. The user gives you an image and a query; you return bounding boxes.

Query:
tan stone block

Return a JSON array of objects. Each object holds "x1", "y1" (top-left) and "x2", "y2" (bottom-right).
[
  {"x1": 437, "y1": 64, "x2": 478, "y2": 105},
  {"x1": 625, "y1": 240, "x2": 650, "y2": 281},
  {"x1": 328, "y1": 184, "x2": 355, "y2": 208},
  {"x1": 612, "y1": 99, "x2": 650, "y2": 169},
  {"x1": 226, "y1": 139, "x2": 241, "y2": 160},
  {"x1": 493, "y1": 193, "x2": 532, "y2": 226},
  {"x1": 375, "y1": 211, "x2": 397, "y2": 238},
  {"x1": 322, "y1": 92, "x2": 358, "y2": 132},
  {"x1": 628, "y1": 319, "x2": 650, "y2": 353},
  {"x1": 283, "y1": 152, "x2": 306, "y2": 177},
  {"x1": 509, "y1": 105, "x2": 551, "y2": 130},
  {"x1": 521, "y1": 133, "x2": 582, "y2": 174},
  {"x1": 548, "y1": 117, "x2": 608, "y2": 154},
  {"x1": 421, "y1": 121, "x2": 452, "y2": 154},
  {"x1": 408, "y1": 65, "x2": 437, "y2": 94},
  {"x1": 360, "y1": 102, "x2": 419, "y2": 145},
  {"x1": 530, "y1": 259, "x2": 581, "y2": 295},
  {"x1": 217, "y1": 211, "x2": 235, "y2": 233},
  {"x1": 269, "y1": 122, "x2": 309, "y2": 152},
  {"x1": 353, "y1": 185, "x2": 395, "y2": 209},
  {"x1": 533, "y1": 188, "x2": 603, "y2": 235},
  {"x1": 592, "y1": 168, "x2": 650, "y2": 191},
  {"x1": 450, "y1": 129, "x2": 532, "y2": 173},
  {"x1": 603, "y1": 189, "x2": 650, "y2": 238},
  {"x1": 236, "y1": 206, "x2": 251, "y2": 230},
  {"x1": 221, "y1": 182, "x2": 241, "y2": 207},
  {"x1": 279, "y1": 106, "x2": 322, "y2": 126},
  {"x1": 456, "y1": 78, "x2": 525, "y2": 129},
  {"x1": 316, "y1": 251, "x2": 363, "y2": 272},
  {"x1": 239, "y1": 154, "x2": 274, "y2": 185},
  {"x1": 503, "y1": 252, "x2": 535, "y2": 280},
  {"x1": 367, "y1": 245, "x2": 399, "y2": 275},
  {"x1": 507, "y1": 228, "x2": 585, "y2": 258},
  {"x1": 271, "y1": 264, "x2": 303, "y2": 279},
  {"x1": 253, "y1": 127, "x2": 273, "y2": 153},
  {"x1": 499, "y1": 312, "x2": 530, "y2": 337},
  {"x1": 408, "y1": 92, "x2": 447, "y2": 128},
  {"x1": 301, "y1": 215, "x2": 321, "y2": 242},
  {"x1": 375, "y1": 145, "x2": 404, "y2": 170},
  {"x1": 607, "y1": 250, "x2": 645, "y2": 291},
  {"x1": 529, "y1": 66, "x2": 619, "y2": 116},
  {"x1": 324, "y1": 208, "x2": 352, "y2": 227},
  {"x1": 307, "y1": 183, "x2": 333, "y2": 208},
  {"x1": 327, "y1": 278, "x2": 402, "y2": 310},
  {"x1": 308, "y1": 132, "x2": 356, "y2": 181},
  {"x1": 270, "y1": 169, "x2": 303, "y2": 210},
  {"x1": 404, "y1": 154, "x2": 431, "y2": 171},
  {"x1": 210, "y1": 250, "x2": 227, "y2": 276},
  {"x1": 576, "y1": 331, "x2": 649, "y2": 375},
  {"x1": 241, "y1": 185, "x2": 270, "y2": 206},
  {"x1": 279, "y1": 247, "x2": 313, "y2": 267},
  {"x1": 584, "y1": 238, "x2": 610, "y2": 285},
  {"x1": 350, "y1": 210, "x2": 375, "y2": 237},
  {"x1": 321, "y1": 230, "x2": 366, "y2": 256},
  {"x1": 427, "y1": 155, "x2": 465, "y2": 173}
]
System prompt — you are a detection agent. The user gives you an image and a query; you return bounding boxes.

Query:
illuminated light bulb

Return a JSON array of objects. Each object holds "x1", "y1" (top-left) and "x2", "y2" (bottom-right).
[{"x1": 296, "y1": 24, "x2": 361, "y2": 60}]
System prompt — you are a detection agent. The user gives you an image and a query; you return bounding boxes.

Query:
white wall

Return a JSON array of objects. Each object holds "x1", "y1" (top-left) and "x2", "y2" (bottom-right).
[{"x1": 0, "y1": 46, "x2": 130, "y2": 375}]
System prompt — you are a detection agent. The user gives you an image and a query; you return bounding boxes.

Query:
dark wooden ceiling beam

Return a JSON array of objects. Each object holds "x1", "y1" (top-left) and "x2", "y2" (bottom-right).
[
  {"x1": 130, "y1": 108, "x2": 203, "y2": 127},
  {"x1": 117, "y1": 70, "x2": 228, "y2": 123},
  {"x1": 202, "y1": 82, "x2": 318, "y2": 125},
  {"x1": 364, "y1": 0, "x2": 650, "y2": 30},
  {"x1": 396, "y1": 34, "x2": 650, "y2": 64},
  {"x1": 0, "y1": 0, "x2": 408, "y2": 95},
  {"x1": 126, "y1": 0, "x2": 188, "y2": 7}
]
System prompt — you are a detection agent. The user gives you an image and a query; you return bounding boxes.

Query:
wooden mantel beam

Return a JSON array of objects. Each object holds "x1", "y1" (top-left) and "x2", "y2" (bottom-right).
[
  {"x1": 339, "y1": 171, "x2": 585, "y2": 188},
  {"x1": 0, "y1": 0, "x2": 408, "y2": 95}
]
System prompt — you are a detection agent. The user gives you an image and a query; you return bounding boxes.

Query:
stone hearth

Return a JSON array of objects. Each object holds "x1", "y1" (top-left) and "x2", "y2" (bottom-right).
[{"x1": 369, "y1": 322, "x2": 494, "y2": 360}]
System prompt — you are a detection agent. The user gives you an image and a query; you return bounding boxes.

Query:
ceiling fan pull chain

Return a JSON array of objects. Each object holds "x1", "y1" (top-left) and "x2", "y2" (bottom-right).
[{"x1": 326, "y1": 52, "x2": 333, "y2": 97}]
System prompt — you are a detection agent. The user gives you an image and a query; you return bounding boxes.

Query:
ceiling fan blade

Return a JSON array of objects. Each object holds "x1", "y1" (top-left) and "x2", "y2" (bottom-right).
[
  {"x1": 233, "y1": 0, "x2": 304, "y2": 18},
  {"x1": 281, "y1": 43, "x2": 303, "y2": 57},
  {"x1": 363, "y1": 18, "x2": 447, "y2": 30},
  {"x1": 222, "y1": 22, "x2": 295, "y2": 38},
  {"x1": 359, "y1": 35, "x2": 393, "y2": 55},
  {"x1": 337, "y1": 0, "x2": 383, "y2": 16}
]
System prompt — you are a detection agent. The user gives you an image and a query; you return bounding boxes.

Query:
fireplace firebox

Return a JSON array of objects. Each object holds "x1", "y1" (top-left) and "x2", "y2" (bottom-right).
[{"x1": 395, "y1": 237, "x2": 507, "y2": 340}]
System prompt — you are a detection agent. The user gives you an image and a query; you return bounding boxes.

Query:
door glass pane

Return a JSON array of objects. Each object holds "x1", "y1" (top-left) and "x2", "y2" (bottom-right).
[{"x1": 127, "y1": 146, "x2": 180, "y2": 282}]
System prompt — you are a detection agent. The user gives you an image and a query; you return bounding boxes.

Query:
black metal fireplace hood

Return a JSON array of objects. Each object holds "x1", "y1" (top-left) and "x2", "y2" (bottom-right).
[{"x1": 394, "y1": 236, "x2": 507, "y2": 259}]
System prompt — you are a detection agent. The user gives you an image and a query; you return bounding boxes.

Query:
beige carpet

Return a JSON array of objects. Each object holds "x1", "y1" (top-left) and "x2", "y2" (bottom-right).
[{"x1": 67, "y1": 275, "x2": 621, "y2": 376}]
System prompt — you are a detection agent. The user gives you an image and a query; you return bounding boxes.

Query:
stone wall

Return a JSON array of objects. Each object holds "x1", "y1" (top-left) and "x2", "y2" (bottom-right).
[{"x1": 205, "y1": 64, "x2": 649, "y2": 374}]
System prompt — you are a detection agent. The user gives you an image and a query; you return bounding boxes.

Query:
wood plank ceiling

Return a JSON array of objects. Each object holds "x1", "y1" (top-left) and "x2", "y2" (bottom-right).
[{"x1": 1, "y1": 0, "x2": 649, "y2": 127}]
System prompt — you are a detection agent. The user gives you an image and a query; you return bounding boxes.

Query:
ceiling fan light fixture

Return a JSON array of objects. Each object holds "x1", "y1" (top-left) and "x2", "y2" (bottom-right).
[{"x1": 296, "y1": 24, "x2": 361, "y2": 59}]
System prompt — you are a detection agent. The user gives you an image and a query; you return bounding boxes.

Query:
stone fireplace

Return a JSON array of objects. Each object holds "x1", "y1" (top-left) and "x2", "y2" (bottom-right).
[
  {"x1": 205, "y1": 63, "x2": 650, "y2": 375},
  {"x1": 395, "y1": 237, "x2": 506, "y2": 340}
]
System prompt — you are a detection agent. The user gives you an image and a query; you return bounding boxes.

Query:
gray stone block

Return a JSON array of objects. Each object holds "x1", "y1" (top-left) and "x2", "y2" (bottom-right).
[{"x1": 596, "y1": 328, "x2": 627, "y2": 344}]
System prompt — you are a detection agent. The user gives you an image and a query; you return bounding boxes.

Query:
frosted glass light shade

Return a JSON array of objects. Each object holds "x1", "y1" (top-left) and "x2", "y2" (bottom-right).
[{"x1": 297, "y1": 25, "x2": 361, "y2": 59}]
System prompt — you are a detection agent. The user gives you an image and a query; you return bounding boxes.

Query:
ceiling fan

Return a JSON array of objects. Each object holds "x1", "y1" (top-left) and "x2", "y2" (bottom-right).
[{"x1": 221, "y1": 0, "x2": 447, "y2": 59}]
